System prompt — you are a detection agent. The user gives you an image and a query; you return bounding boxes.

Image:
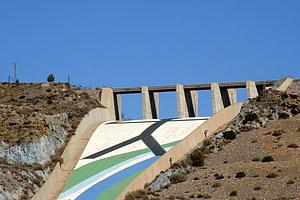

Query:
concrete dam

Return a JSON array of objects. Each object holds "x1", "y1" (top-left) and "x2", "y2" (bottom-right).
[{"x1": 32, "y1": 78, "x2": 293, "y2": 200}]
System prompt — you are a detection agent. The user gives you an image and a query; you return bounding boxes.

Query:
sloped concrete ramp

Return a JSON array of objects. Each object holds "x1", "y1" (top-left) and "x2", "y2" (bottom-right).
[{"x1": 58, "y1": 117, "x2": 208, "y2": 200}]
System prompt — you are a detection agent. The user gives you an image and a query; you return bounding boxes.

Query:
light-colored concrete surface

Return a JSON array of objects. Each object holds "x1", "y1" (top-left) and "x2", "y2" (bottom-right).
[
  {"x1": 211, "y1": 82, "x2": 224, "y2": 114},
  {"x1": 151, "y1": 118, "x2": 207, "y2": 145},
  {"x1": 246, "y1": 80, "x2": 259, "y2": 98},
  {"x1": 58, "y1": 117, "x2": 208, "y2": 200},
  {"x1": 228, "y1": 88, "x2": 237, "y2": 105},
  {"x1": 116, "y1": 103, "x2": 242, "y2": 200},
  {"x1": 76, "y1": 118, "x2": 207, "y2": 169},
  {"x1": 277, "y1": 77, "x2": 294, "y2": 92},
  {"x1": 153, "y1": 92, "x2": 159, "y2": 119},
  {"x1": 191, "y1": 90, "x2": 198, "y2": 117},
  {"x1": 32, "y1": 107, "x2": 114, "y2": 200},
  {"x1": 176, "y1": 84, "x2": 189, "y2": 118},
  {"x1": 116, "y1": 94, "x2": 122, "y2": 121},
  {"x1": 100, "y1": 88, "x2": 116, "y2": 120},
  {"x1": 142, "y1": 86, "x2": 153, "y2": 119}
]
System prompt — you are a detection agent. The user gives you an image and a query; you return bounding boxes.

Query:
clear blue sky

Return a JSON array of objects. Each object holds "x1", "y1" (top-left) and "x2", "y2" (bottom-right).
[{"x1": 0, "y1": 1, "x2": 299, "y2": 118}]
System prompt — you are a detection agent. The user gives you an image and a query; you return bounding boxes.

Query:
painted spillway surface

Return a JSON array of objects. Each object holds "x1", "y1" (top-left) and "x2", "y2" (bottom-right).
[{"x1": 58, "y1": 117, "x2": 208, "y2": 200}]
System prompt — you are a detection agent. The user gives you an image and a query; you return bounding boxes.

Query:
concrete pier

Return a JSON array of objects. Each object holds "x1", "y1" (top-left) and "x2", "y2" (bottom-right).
[
  {"x1": 100, "y1": 88, "x2": 121, "y2": 120},
  {"x1": 211, "y1": 82, "x2": 224, "y2": 114},
  {"x1": 115, "y1": 94, "x2": 122, "y2": 120},
  {"x1": 142, "y1": 86, "x2": 159, "y2": 119},
  {"x1": 246, "y1": 80, "x2": 259, "y2": 98},
  {"x1": 176, "y1": 84, "x2": 189, "y2": 118},
  {"x1": 227, "y1": 89, "x2": 237, "y2": 105},
  {"x1": 100, "y1": 88, "x2": 115, "y2": 120},
  {"x1": 150, "y1": 92, "x2": 159, "y2": 119},
  {"x1": 190, "y1": 90, "x2": 198, "y2": 117}
]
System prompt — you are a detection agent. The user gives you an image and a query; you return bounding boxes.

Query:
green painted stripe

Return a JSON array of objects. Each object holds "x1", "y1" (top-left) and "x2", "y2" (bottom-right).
[
  {"x1": 97, "y1": 141, "x2": 180, "y2": 200},
  {"x1": 63, "y1": 148, "x2": 150, "y2": 191},
  {"x1": 96, "y1": 172, "x2": 141, "y2": 200},
  {"x1": 63, "y1": 140, "x2": 180, "y2": 191}
]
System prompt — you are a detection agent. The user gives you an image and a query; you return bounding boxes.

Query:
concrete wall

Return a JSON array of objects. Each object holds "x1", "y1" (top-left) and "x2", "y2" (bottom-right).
[
  {"x1": 246, "y1": 80, "x2": 259, "y2": 98},
  {"x1": 32, "y1": 107, "x2": 113, "y2": 200},
  {"x1": 116, "y1": 103, "x2": 242, "y2": 200},
  {"x1": 277, "y1": 77, "x2": 294, "y2": 92},
  {"x1": 211, "y1": 82, "x2": 224, "y2": 114}
]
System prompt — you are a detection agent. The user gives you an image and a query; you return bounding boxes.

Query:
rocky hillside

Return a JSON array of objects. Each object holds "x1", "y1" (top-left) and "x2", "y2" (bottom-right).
[
  {"x1": 0, "y1": 82, "x2": 101, "y2": 200},
  {"x1": 126, "y1": 84, "x2": 300, "y2": 199}
]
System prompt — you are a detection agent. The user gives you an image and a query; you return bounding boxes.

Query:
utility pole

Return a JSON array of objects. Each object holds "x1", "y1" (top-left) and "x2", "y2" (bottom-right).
[
  {"x1": 67, "y1": 75, "x2": 70, "y2": 84},
  {"x1": 8, "y1": 76, "x2": 11, "y2": 83},
  {"x1": 13, "y1": 63, "x2": 17, "y2": 82}
]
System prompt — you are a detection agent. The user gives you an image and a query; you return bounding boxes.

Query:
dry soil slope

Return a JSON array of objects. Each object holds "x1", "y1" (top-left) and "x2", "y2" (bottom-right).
[
  {"x1": 128, "y1": 86, "x2": 300, "y2": 200},
  {"x1": 0, "y1": 82, "x2": 101, "y2": 200}
]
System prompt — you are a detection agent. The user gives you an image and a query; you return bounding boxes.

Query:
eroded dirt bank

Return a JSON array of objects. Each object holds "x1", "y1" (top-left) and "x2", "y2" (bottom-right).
[
  {"x1": 0, "y1": 82, "x2": 101, "y2": 200},
  {"x1": 126, "y1": 85, "x2": 300, "y2": 200}
]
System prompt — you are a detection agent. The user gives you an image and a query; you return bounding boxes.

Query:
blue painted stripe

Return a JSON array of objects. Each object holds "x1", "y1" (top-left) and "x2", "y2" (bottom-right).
[
  {"x1": 58, "y1": 151, "x2": 155, "y2": 199},
  {"x1": 76, "y1": 156, "x2": 159, "y2": 200},
  {"x1": 59, "y1": 146, "x2": 173, "y2": 199}
]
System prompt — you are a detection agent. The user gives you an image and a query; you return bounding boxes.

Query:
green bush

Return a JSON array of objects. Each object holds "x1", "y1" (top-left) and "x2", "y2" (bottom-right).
[
  {"x1": 262, "y1": 156, "x2": 274, "y2": 162},
  {"x1": 235, "y1": 172, "x2": 246, "y2": 178},
  {"x1": 223, "y1": 130, "x2": 236, "y2": 140},
  {"x1": 266, "y1": 172, "x2": 278, "y2": 178},
  {"x1": 229, "y1": 191, "x2": 237, "y2": 196},
  {"x1": 203, "y1": 139, "x2": 212, "y2": 146},
  {"x1": 47, "y1": 74, "x2": 55, "y2": 82},
  {"x1": 190, "y1": 149, "x2": 205, "y2": 167},
  {"x1": 169, "y1": 172, "x2": 187, "y2": 184},
  {"x1": 244, "y1": 112, "x2": 258, "y2": 122},
  {"x1": 125, "y1": 189, "x2": 149, "y2": 200},
  {"x1": 287, "y1": 143, "x2": 298, "y2": 148}
]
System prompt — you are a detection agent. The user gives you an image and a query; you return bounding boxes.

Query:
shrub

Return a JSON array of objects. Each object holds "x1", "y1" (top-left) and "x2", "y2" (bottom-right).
[
  {"x1": 212, "y1": 182, "x2": 221, "y2": 188},
  {"x1": 169, "y1": 172, "x2": 187, "y2": 184},
  {"x1": 272, "y1": 130, "x2": 283, "y2": 137},
  {"x1": 251, "y1": 139, "x2": 257, "y2": 143},
  {"x1": 252, "y1": 157, "x2": 260, "y2": 162},
  {"x1": 222, "y1": 130, "x2": 236, "y2": 140},
  {"x1": 214, "y1": 173, "x2": 224, "y2": 180},
  {"x1": 47, "y1": 98, "x2": 53, "y2": 104},
  {"x1": 287, "y1": 180, "x2": 295, "y2": 185},
  {"x1": 254, "y1": 186, "x2": 262, "y2": 191},
  {"x1": 32, "y1": 163, "x2": 44, "y2": 171},
  {"x1": 266, "y1": 172, "x2": 278, "y2": 178},
  {"x1": 278, "y1": 111, "x2": 290, "y2": 119},
  {"x1": 287, "y1": 143, "x2": 299, "y2": 148},
  {"x1": 203, "y1": 139, "x2": 212, "y2": 146},
  {"x1": 202, "y1": 193, "x2": 212, "y2": 199},
  {"x1": 190, "y1": 149, "x2": 205, "y2": 167},
  {"x1": 47, "y1": 74, "x2": 55, "y2": 82},
  {"x1": 236, "y1": 172, "x2": 246, "y2": 178},
  {"x1": 244, "y1": 112, "x2": 258, "y2": 122},
  {"x1": 229, "y1": 191, "x2": 237, "y2": 196},
  {"x1": 50, "y1": 155, "x2": 64, "y2": 164},
  {"x1": 262, "y1": 156, "x2": 274, "y2": 162},
  {"x1": 125, "y1": 189, "x2": 149, "y2": 200}
]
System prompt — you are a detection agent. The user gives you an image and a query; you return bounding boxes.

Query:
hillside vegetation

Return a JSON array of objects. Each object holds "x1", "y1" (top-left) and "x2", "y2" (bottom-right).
[
  {"x1": 0, "y1": 82, "x2": 101, "y2": 200},
  {"x1": 126, "y1": 82, "x2": 300, "y2": 200}
]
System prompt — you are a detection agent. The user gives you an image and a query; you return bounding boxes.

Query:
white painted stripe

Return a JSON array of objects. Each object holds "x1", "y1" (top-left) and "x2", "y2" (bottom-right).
[
  {"x1": 59, "y1": 146, "x2": 172, "y2": 200},
  {"x1": 59, "y1": 152, "x2": 155, "y2": 200}
]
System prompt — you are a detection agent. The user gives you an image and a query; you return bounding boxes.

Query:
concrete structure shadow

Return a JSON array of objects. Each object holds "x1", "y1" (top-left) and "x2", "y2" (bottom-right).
[{"x1": 83, "y1": 120, "x2": 169, "y2": 159}]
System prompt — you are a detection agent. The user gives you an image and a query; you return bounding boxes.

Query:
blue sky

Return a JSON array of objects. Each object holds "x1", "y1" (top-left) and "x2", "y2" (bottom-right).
[{"x1": 0, "y1": 1, "x2": 299, "y2": 118}]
